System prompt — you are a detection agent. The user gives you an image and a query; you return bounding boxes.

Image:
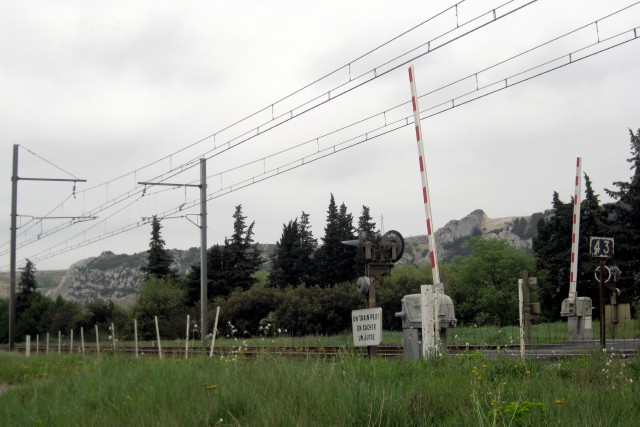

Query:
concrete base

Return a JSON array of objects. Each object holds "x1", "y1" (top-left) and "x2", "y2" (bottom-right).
[
  {"x1": 561, "y1": 296, "x2": 593, "y2": 341},
  {"x1": 567, "y1": 315, "x2": 593, "y2": 341}
]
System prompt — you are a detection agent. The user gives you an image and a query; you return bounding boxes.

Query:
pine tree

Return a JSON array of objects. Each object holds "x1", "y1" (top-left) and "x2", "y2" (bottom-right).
[
  {"x1": 142, "y1": 216, "x2": 175, "y2": 280},
  {"x1": 18, "y1": 259, "x2": 37, "y2": 295}
]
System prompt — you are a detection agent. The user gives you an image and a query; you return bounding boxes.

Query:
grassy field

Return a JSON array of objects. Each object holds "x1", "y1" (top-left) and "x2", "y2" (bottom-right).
[{"x1": 1, "y1": 349, "x2": 639, "y2": 426}]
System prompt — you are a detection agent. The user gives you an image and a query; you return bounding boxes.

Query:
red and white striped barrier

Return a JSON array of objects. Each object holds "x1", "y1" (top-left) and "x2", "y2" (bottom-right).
[
  {"x1": 408, "y1": 65, "x2": 440, "y2": 285},
  {"x1": 569, "y1": 157, "x2": 582, "y2": 300}
]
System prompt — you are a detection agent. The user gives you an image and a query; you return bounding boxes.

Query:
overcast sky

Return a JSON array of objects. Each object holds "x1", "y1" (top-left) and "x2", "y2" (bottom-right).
[{"x1": 1, "y1": 0, "x2": 639, "y2": 271}]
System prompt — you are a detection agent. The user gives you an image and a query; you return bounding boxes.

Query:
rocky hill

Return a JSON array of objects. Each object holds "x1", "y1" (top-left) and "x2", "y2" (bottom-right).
[
  {"x1": 43, "y1": 244, "x2": 275, "y2": 307},
  {"x1": 8, "y1": 209, "x2": 543, "y2": 307},
  {"x1": 45, "y1": 248, "x2": 200, "y2": 307},
  {"x1": 400, "y1": 209, "x2": 543, "y2": 265}
]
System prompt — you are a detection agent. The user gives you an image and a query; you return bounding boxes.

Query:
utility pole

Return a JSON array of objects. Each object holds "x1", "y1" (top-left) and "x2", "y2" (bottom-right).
[
  {"x1": 9, "y1": 145, "x2": 18, "y2": 351},
  {"x1": 199, "y1": 159, "x2": 208, "y2": 345},
  {"x1": 138, "y1": 158, "x2": 208, "y2": 346},
  {"x1": 9, "y1": 144, "x2": 87, "y2": 351}
]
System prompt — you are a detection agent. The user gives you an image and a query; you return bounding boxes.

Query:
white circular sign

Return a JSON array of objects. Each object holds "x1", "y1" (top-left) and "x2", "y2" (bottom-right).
[{"x1": 595, "y1": 266, "x2": 611, "y2": 283}]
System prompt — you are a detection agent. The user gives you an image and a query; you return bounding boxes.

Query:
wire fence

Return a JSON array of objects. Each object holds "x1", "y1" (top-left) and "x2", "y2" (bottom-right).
[{"x1": 5, "y1": 311, "x2": 639, "y2": 359}]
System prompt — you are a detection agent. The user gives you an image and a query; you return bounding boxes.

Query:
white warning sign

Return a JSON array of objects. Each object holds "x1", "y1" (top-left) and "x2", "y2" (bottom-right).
[{"x1": 351, "y1": 307, "x2": 382, "y2": 347}]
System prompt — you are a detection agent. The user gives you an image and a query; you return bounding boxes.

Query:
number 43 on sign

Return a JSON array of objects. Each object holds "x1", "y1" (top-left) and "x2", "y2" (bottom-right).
[{"x1": 589, "y1": 237, "x2": 614, "y2": 258}]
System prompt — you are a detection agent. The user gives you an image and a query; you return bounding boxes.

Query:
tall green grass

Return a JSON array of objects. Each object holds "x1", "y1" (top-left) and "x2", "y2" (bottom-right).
[{"x1": 1, "y1": 350, "x2": 639, "y2": 426}]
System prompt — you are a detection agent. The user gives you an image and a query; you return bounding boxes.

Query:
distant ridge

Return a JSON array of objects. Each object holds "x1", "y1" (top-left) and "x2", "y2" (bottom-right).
[{"x1": 401, "y1": 209, "x2": 543, "y2": 265}]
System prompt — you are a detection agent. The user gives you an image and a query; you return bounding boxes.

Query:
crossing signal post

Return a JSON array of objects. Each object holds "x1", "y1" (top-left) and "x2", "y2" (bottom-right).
[
  {"x1": 590, "y1": 236, "x2": 614, "y2": 348},
  {"x1": 343, "y1": 230, "x2": 405, "y2": 357}
]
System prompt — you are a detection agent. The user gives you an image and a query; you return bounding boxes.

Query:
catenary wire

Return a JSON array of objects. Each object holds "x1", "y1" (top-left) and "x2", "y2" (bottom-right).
[{"x1": 66, "y1": 0, "x2": 472, "y2": 195}]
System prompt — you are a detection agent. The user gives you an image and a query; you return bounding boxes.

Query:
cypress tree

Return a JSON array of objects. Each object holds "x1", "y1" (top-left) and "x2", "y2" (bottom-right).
[
  {"x1": 316, "y1": 194, "x2": 358, "y2": 286},
  {"x1": 357, "y1": 205, "x2": 379, "y2": 242},
  {"x1": 211, "y1": 205, "x2": 262, "y2": 296},
  {"x1": 269, "y1": 219, "x2": 302, "y2": 288},
  {"x1": 298, "y1": 211, "x2": 318, "y2": 285},
  {"x1": 142, "y1": 216, "x2": 175, "y2": 280}
]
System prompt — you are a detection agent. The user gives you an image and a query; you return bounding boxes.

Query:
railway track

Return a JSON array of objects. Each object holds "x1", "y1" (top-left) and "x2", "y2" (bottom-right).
[
  {"x1": 1, "y1": 344, "x2": 406, "y2": 358},
  {"x1": 3, "y1": 341, "x2": 639, "y2": 358}
]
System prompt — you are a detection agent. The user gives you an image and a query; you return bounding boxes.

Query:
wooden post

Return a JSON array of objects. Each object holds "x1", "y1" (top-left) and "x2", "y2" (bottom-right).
[
  {"x1": 209, "y1": 307, "x2": 221, "y2": 358},
  {"x1": 26, "y1": 335, "x2": 31, "y2": 357},
  {"x1": 111, "y1": 322, "x2": 116, "y2": 353},
  {"x1": 36, "y1": 334, "x2": 39, "y2": 354},
  {"x1": 95, "y1": 324, "x2": 100, "y2": 356},
  {"x1": 58, "y1": 331, "x2": 61, "y2": 354},
  {"x1": 70, "y1": 329, "x2": 74, "y2": 354},
  {"x1": 46, "y1": 332, "x2": 49, "y2": 354},
  {"x1": 185, "y1": 314, "x2": 190, "y2": 360},
  {"x1": 134, "y1": 319, "x2": 139, "y2": 358},
  {"x1": 80, "y1": 327, "x2": 85, "y2": 355},
  {"x1": 154, "y1": 316, "x2": 163, "y2": 359}
]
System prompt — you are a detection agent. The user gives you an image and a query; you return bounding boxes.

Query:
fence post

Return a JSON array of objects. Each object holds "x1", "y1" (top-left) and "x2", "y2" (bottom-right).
[
  {"x1": 58, "y1": 331, "x2": 61, "y2": 354},
  {"x1": 26, "y1": 335, "x2": 31, "y2": 357},
  {"x1": 209, "y1": 307, "x2": 221, "y2": 358},
  {"x1": 154, "y1": 316, "x2": 163, "y2": 359},
  {"x1": 95, "y1": 324, "x2": 100, "y2": 356},
  {"x1": 70, "y1": 329, "x2": 74, "y2": 354},
  {"x1": 80, "y1": 327, "x2": 85, "y2": 355},
  {"x1": 185, "y1": 314, "x2": 190, "y2": 360},
  {"x1": 111, "y1": 322, "x2": 116, "y2": 353},
  {"x1": 36, "y1": 334, "x2": 39, "y2": 354},
  {"x1": 134, "y1": 318, "x2": 139, "y2": 358},
  {"x1": 46, "y1": 332, "x2": 49, "y2": 354}
]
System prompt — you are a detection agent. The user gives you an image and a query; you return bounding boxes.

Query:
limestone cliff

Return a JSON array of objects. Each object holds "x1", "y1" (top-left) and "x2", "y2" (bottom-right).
[
  {"x1": 46, "y1": 248, "x2": 200, "y2": 307},
  {"x1": 401, "y1": 209, "x2": 543, "y2": 265}
]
